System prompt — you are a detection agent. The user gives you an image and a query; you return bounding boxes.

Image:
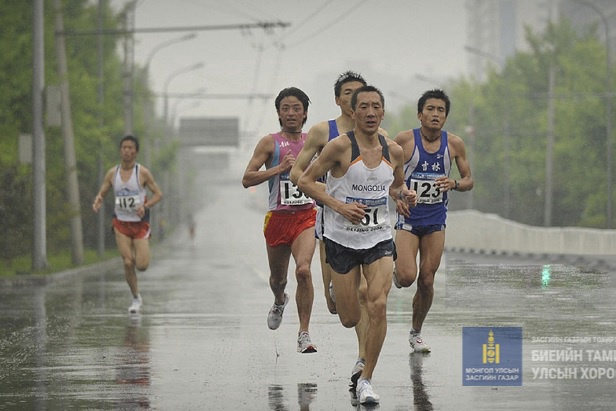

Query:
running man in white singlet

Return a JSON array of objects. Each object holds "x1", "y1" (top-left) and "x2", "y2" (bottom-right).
[
  {"x1": 92, "y1": 135, "x2": 163, "y2": 314},
  {"x1": 290, "y1": 71, "x2": 390, "y2": 389},
  {"x1": 299, "y1": 85, "x2": 417, "y2": 405}
]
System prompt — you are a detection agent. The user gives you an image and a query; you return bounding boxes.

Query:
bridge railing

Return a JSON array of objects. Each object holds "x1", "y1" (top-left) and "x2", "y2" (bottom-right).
[{"x1": 446, "y1": 210, "x2": 616, "y2": 256}]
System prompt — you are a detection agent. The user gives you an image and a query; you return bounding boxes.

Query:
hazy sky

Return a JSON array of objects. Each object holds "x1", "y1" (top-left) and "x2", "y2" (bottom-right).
[{"x1": 127, "y1": 0, "x2": 469, "y2": 143}]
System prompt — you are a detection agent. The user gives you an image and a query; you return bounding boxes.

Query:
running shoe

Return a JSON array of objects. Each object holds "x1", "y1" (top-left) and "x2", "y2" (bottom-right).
[
  {"x1": 297, "y1": 331, "x2": 317, "y2": 353},
  {"x1": 392, "y1": 267, "x2": 402, "y2": 289},
  {"x1": 356, "y1": 379, "x2": 380, "y2": 404},
  {"x1": 350, "y1": 358, "x2": 365, "y2": 388},
  {"x1": 348, "y1": 386, "x2": 359, "y2": 406},
  {"x1": 128, "y1": 294, "x2": 142, "y2": 314},
  {"x1": 409, "y1": 332, "x2": 431, "y2": 353},
  {"x1": 267, "y1": 293, "x2": 289, "y2": 330}
]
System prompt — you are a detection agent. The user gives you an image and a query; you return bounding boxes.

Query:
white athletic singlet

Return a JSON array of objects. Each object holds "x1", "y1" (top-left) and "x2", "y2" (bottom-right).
[
  {"x1": 324, "y1": 131, "x2": 394, "y2": 249},
  {"x1": 113, "y1": 164, "x2": 146, "y2": 222}
]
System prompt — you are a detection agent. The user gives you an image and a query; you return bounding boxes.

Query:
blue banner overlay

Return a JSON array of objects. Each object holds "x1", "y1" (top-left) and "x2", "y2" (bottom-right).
[{"x1": 463, "y1": 327, "x2": 523, "y2": 386}]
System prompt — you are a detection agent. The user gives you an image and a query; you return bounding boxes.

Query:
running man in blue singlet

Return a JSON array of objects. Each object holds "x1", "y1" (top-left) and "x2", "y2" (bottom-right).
[{"x1": 393, "y1": 89, "x2": 474, "y2": 353}]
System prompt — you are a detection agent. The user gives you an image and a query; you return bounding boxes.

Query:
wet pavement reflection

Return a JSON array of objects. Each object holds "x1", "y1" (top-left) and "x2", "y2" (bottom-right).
[{"x1": 1, "y1": 177, "x2": 615, "y2": 410}]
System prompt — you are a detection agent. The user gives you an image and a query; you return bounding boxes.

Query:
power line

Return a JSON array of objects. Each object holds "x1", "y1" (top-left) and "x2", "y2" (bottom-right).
[
  {"x1": 57, "y1": 21, "x2": 290, "y2": 36},
  {"x1": 153, "y1": 92, "x2": 272, "y2": 99}
]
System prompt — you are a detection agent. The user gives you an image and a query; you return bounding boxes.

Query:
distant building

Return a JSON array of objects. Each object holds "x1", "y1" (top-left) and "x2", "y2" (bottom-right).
[
  {"x1": 560, "y1": 0, "x2": 616, "y2": 55},
  {"x1": 465, "y1": 0, "x2": 615, "y2": 81}
]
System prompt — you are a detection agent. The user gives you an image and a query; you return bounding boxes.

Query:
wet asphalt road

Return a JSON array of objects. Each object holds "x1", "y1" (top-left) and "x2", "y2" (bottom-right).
[{"x1": 1, "y1": 175, "x2": 615, "y2": 410}]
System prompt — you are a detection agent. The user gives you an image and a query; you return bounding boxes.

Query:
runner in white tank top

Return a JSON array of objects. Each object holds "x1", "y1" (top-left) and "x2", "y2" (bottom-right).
[
  {"x1": 298, "y1": 86, "x2": 417, "y2": 405},
  {"x1": 113, "y1": 163, "x2": 147, "y2": 222},
  {"x1": 92, "y1": 135, "x2": 163, "y2": 314}
]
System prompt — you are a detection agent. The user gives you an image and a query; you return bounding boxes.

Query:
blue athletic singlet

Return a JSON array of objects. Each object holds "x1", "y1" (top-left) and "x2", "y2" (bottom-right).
[
  {"x1": 396, "y1": 129, "x2": 452, "y2": 227},
  {"x1": 315, "y1": 120, "x2": 343, "y2": 239},
  {"x1": 328, "y1": 119, "x2": 340, "y2": 140},
  {"x1": 316, "y1": 119, "x2": 341, "y2": 187}
]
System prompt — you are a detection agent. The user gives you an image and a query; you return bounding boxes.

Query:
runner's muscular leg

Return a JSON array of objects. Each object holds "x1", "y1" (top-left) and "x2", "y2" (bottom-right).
[
  {"x1": 413, "y1": 231, "x2": 445, "y2": 331},
  {"x1": 319, "y1": 240, "x2": 336, "y2": 314},
  {"x1": 360, "y1": 256, "x2": 393, "y2": 380},
  {"x1": 115, "y1": 231, "x2": 138, "y2": 297},
  {"x1": 394, "y1": 229, "x2": 419, "y2": 287},
  {"x1": 291, "y1": 228, "x2": 316, "y2": 332},
  {"x1": 133, "y1": 238, "x2": 150, "y2": 271},
  {"x1": 355, "y1": 272, "x2": 369, "y2": 361},
  {"x1": 266, "y1": 244, "x2": 292, "y2": 305},
  {"x1": 331, "y1": 266, "x2": 362, "y2": 328}
]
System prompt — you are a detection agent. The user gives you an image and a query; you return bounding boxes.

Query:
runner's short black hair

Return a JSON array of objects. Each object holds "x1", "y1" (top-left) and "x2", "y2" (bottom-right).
[
  {"x1": 418, "y1": 89, "x2": 451, "y2": 116},
  {"x1": 119, "y1": 135, "x2": 139, "y2": 151},
  {"x1": 274, "y1": 87, "x2": 311, "y2": 126}
]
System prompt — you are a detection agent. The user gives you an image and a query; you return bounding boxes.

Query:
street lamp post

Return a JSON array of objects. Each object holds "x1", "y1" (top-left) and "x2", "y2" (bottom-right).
[
  {"x1": 142, "y1": 32, "x2": 197, "y2": 165},
  {"x1": 144, "y1": 33, "x2": 197, "y2": 74},
  {"x1": 163, "y1": 62, "x2": 204, "y2": 133},
  {"x1": 170, "y1": 89, "x2": 205, "y2": 130},
  {"x1": 574, "y1": 1, "x2": 613, "y2": 228},
  {"x1": 158, "y1": 63, "x2": 203, "y2": 232}
]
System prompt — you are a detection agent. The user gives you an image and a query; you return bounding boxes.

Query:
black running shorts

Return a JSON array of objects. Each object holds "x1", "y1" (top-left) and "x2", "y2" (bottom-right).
[{"x1": 324, "y1": 237, "x2": 396, "y2": 274}]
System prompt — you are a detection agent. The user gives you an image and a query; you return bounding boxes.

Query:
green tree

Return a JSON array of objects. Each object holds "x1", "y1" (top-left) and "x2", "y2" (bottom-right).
[
  {"x1": 396, "y1": 18, "x2": 612, "y2": 228},
  {"x1": 0, "y1": 1, "x2": 147, "y2": 269}
]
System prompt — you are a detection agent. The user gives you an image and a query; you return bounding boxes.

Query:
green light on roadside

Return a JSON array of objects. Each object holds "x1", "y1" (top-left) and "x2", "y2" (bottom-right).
[{"x1": 541, "y1": 265, "x2": 551, "y2": 288}]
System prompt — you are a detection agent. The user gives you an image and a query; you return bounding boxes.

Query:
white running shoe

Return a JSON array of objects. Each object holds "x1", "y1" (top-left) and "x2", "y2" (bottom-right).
[
  {"x1": 128, "y1": 294, "x2": 142, "y2": 314},
  {"x1": 356, "y1": 379, "x2": 380, "y2": 404},
  {"x1": 350, "y1": 359, "x2": 365, "y2": 388},
  {"x1": 267, "y1": 293, "x2": 289, "y2": 330},
  {"x1": 297, "y1": 331, "x2": 317, "y2": 353},
  {"x1": 409, "y1": 332, "x2": 431, "y2": 353}
]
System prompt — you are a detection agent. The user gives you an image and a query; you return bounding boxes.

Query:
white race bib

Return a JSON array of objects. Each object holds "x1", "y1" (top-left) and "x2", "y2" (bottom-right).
[
  {"x1": 116, "y1": 194, "x2": 141, "y2": 211},
  {"x1": 410, "y1": 173, "x2": 445, "y2": 204},
  {"x1": 279, "y1": 180, "x2": 312, "y2": 206},
  {"x1": 344, "y1": 196, "x2": 388, "y2": 231}
]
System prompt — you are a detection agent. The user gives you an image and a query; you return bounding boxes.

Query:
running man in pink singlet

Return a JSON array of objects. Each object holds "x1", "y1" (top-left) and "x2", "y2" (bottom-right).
[{"x1": 242, "y1": 87, "x2": 318, "y2": 354}]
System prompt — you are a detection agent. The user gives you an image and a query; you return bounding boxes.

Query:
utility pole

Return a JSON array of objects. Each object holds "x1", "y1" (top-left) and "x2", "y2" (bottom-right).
[
  {"x1": 32, "y1": 0, "x2": 47, "y2": 270},
  {"x1": 122, "y1": 1, "x2": 137, "y2": 135},
  {"x1": 97, "y1": 0, "x2": 106, "y2": 256},
  {"x1": 53, "y1": 0, "x2": 85, "y2": 265},
  {"x1": 544, "y1": 64, "x2": 556, "y2": 227}
]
